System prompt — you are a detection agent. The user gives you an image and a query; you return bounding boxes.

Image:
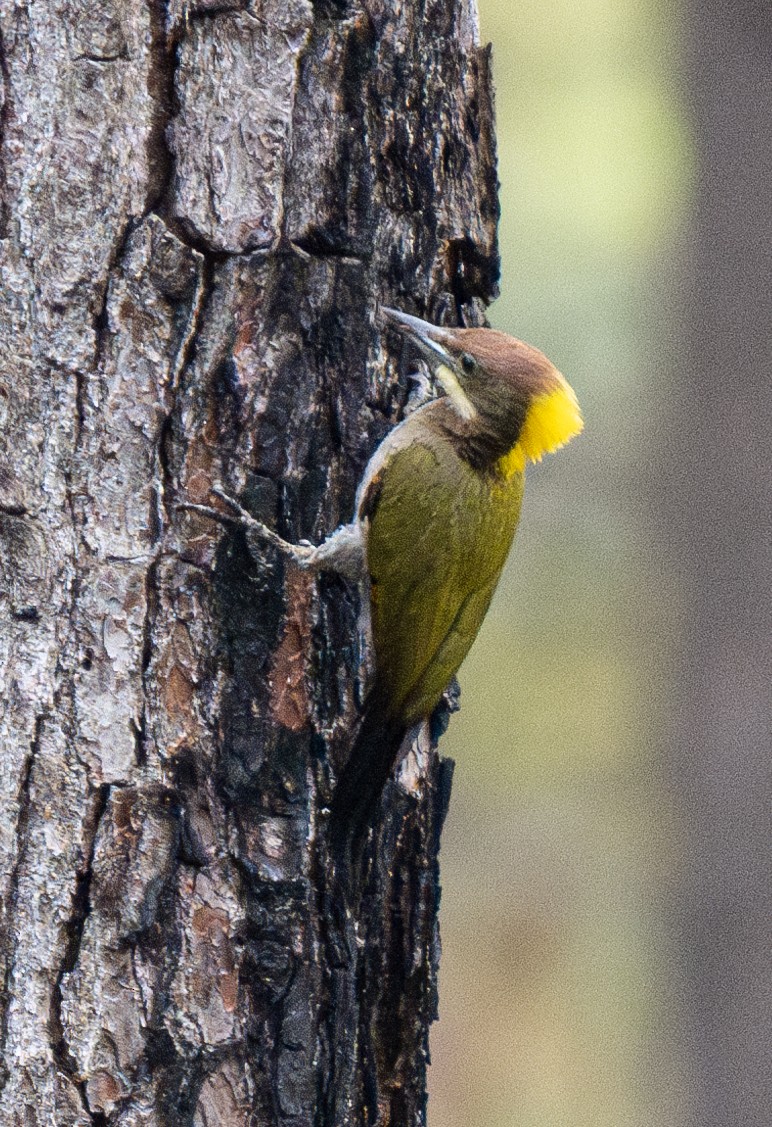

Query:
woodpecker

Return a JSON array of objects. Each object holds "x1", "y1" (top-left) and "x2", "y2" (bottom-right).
[{"x1": 184, "y1": 306, "x2": 583, "y2": 881}]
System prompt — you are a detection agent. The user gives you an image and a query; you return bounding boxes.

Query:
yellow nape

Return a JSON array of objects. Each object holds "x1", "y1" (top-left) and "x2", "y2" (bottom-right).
[
  {"x1": 496, "y1": 443, "x2": 527, "y2": 478},
  {"x1": 496, "y1": 374, "x2": 583, "y2": 480},
  {"x1": 518, "y1": 374, "x2": 584, "y2": 465}
]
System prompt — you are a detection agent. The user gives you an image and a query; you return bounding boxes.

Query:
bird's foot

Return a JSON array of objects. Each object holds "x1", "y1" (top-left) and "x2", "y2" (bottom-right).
[
  {"x1": 406, "y1": 367, "x2": 435, "y2": 412},
  {"x1": 177, "y1": 486, "x2": 316, "y2": 566}
]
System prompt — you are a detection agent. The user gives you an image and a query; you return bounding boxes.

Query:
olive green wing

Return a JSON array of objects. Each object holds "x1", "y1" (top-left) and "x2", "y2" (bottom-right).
[{"x1": 362, "y1": 436, "x2": 523, "y2": 725}]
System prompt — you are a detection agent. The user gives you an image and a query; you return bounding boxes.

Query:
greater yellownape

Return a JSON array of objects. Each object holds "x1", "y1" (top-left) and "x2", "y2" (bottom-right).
[{"x1": 183, "y1": 306, "x2": 583, "y2": 880}]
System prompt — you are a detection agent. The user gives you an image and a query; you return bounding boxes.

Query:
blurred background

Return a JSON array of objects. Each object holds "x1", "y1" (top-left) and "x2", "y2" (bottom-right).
[{"x1": 429, "y1": 2, "x2": 771, "y2": 1125}]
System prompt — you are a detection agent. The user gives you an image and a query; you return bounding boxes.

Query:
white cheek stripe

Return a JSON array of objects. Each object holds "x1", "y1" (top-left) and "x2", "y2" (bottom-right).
[{"x1": 435, "y1": 363, "x2": 478, "y2": 421}]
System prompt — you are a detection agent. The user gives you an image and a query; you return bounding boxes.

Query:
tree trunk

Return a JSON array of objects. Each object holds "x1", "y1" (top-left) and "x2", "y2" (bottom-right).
[{"x1": 0, "y1": 2, "x2": 498, "y2": 1124}]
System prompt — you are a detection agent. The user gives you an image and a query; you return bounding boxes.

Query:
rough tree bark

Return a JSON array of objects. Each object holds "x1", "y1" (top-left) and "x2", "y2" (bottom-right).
[{"x1": 0, "y1": 2, "x2": 498, "y2": 1124}]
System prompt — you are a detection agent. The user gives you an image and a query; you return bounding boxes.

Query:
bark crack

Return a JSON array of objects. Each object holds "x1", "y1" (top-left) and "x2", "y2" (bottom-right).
[
  {"x1": 146, "y1": 0, "x2": 178, "y2": 219},
  {"x1": 145, "y1": 2, "x2": 266, "y2": 248},
  {"x1": 92, "y1": 217, "x2": 142, "y2": 373},
  {"x1": 158, "y1": 251, "x2": 209, "y2": 525},
  {"x1": 0, "y1": 502, "x2": 28, "y2": 517},
  {"x1": 74, "y1": 369, "x2": 86, "y2": 447},
  {"x1": 279, "y1": 12, "x2": 315, "y2": 252},
  {"x1": 288, "y1": 239, "x2": 369, "y2": 264},
  {"x1": 133, "y1": 559, "x2": 161, "y2": 770},
  {"x1": 133, "y1": 248, "x2": 208, "y2": 775},
  {"x1": 0, "y1": 23, "x2": 10, "y2": 239},
  {"x1": 49, "y1": 783, "x2": 111, "y2": 1120},
  {"x1": 74, "y1": 52, "x2": 130, "y2": 64},
  {"x1": 0, "y1": 714, "x2": 44, "y2": 1094},
  {"x1": 186, "y1": 3, "x2": 252, "y2": 23}
]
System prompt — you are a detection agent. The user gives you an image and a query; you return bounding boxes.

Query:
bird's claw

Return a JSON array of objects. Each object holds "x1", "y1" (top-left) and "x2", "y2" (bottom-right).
[
  {"x1": 406, "y1": 367, "x2": 435, "y2": 411},
  {"x1": 209, "y1": 486, "x2": 254, "y2": 524},
  {"x1": 176, "y1": 500, "x2": 236, "y2": 528},
  {"x1": 177, "y1": 485, "x2": 315, "y2": 566}
]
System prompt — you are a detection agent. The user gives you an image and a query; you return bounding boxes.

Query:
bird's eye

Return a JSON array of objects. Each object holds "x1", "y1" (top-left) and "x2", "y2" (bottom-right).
[{"x1": 461, "y1": 353, "x2": 476, "y2": 374}]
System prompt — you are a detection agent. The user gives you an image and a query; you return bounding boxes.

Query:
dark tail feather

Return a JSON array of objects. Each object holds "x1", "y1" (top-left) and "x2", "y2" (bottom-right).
[{"x1": 328, "y1": 694, "x2": 405, "y2": 896}]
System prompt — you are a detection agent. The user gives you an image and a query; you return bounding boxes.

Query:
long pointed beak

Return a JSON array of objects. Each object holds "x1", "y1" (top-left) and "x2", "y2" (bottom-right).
[
  {"x1": 379, "y1": 305, "x2": 478, "y2": 421},
  {"x1": 379, "y1": 306, "x2": 456, "y2": 370}
]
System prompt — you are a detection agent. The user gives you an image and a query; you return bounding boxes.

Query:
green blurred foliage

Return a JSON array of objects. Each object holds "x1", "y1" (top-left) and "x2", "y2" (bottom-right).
[{"x1": 428, "y1": 2, "x2": 693, "y2": 1125}]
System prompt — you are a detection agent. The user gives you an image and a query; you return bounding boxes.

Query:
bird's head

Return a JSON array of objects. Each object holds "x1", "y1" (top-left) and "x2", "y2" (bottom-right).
[{"x1": 381, "y1": 306, "x2": 583, "y2": 474}]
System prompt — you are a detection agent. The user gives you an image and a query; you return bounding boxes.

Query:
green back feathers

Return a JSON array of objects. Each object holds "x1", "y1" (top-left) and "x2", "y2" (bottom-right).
[{"x1": 362, "y1": 411, "x2": 524, "y2": 725}]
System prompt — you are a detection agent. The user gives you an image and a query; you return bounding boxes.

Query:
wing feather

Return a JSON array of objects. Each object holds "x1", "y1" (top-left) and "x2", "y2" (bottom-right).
[{"x1": 364, "y1": 431, "x2": 523, "y2": 725}]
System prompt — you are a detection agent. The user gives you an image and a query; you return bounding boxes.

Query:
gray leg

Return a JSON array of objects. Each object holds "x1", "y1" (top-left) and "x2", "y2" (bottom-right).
[
  {"x1": 306, "y1": 520, "x2": 365, "y2": 580},
  {"x1": 178, "y1": 486, "x2": 365, "y2": 579},
  {"x1": 178, "y1": 490, "x2": 315, "y2": 565}
]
